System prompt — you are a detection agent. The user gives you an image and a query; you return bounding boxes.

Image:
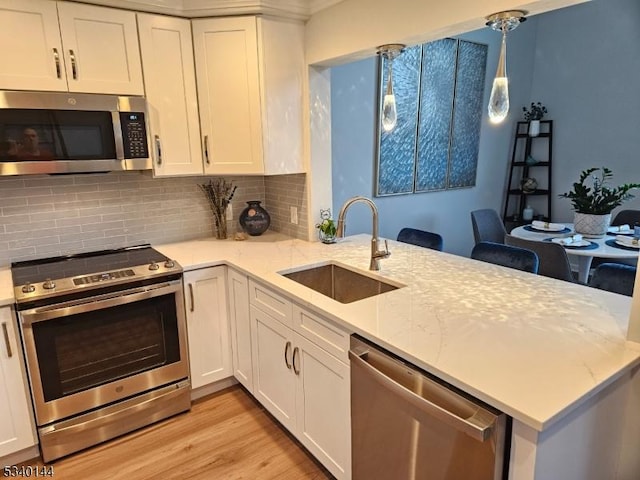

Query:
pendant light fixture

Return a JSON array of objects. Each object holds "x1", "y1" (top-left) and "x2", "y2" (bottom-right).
[
  {"x1": 485, "y1": 10, "x2": 526, "y2": 124},
  {"x1": 377, "y1": 44, "x2": 406, "y2": 132}
]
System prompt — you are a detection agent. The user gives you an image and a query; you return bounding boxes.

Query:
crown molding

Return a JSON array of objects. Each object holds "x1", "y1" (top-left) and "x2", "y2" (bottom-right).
[{"x1": 67, "y1": 0, "x2": 344, "y2": 19}]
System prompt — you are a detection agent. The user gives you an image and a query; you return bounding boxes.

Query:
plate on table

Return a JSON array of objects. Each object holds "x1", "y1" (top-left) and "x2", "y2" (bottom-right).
[
  {"x1": 606, "y1": 229, "x2": 635, "y2": 236},
  {"x1": 605, "y1": 239, "x2": 640, "y2": 251},
  {"x1": 544, "y1": 238, "x2": 599, "y2": 250},
  {"x1": 525, "y1": 224, "x2": 571, "y2": 234},
  {"x1": 615, "y1": 239, "x2": 640, "y2": 249}
]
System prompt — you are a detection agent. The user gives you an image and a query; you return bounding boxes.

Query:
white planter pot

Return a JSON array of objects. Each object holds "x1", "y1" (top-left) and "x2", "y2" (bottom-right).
[
  {"x1": 573, "y1": 212, "x2": 611, "y2": 238},
  {"x1": 528, "y1": 120, "x2": 540, "y2": 137}
]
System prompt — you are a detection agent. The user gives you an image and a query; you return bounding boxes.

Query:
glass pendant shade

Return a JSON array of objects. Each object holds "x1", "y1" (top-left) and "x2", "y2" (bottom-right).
[
  {"x1": 485, "y1": 10, "x2": 526, "y2": 125},
  {"x1": 488, "y1": 33, "x2": 509, "y2": 123},
  {"x1": 382, "y1": 64, "x2": 397, "y2": 131},
  {"x1": 377, "y1": 44, "x2": 405, "y2": 133}
]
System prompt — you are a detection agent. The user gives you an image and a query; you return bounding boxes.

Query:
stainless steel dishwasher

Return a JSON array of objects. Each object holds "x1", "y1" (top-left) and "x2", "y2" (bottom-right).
[{"x1": 350, "y1": 336, "x2": 509, "y2": 480}]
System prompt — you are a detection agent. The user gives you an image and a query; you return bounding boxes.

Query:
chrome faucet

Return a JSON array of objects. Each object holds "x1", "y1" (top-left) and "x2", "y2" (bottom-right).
[{"x1": 336, "y1": 196, "x2": 390, "y2": 271}]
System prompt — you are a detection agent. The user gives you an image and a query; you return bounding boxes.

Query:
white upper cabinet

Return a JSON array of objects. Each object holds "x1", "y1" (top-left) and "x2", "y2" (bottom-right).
[
  {"x1": 56, "y1": 2, "x2": 143, "y2": 95},
  {"x1": 138, "y1": 13, "x2": 203, "y2": 176},
  {"x1": 0, "y1": 0, "x2": 67, "y2": 91},
  {"x1": 0, "y1": 0, "x2": 144, "y2": 95},
  {"x1": 192, "y1": 16, "x2": 304, "y2": 175}
]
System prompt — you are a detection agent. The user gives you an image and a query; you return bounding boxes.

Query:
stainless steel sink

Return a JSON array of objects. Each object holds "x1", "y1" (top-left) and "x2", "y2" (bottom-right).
[{"x1": 280, "y1": 262, "x2": 403, "y2": 304}]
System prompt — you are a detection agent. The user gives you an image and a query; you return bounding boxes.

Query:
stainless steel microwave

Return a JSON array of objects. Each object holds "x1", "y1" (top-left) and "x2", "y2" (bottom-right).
[{"x1": 0, "y1": 91, "x2": 151, "y2": 175}]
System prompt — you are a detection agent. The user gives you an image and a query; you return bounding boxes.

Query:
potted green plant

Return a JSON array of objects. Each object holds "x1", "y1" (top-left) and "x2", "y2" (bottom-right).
[
  {"x1": 316, "y1": 208, "x2": 337, "y2": 244},
  {"x1": 559, "y1": 167, "x2": 640, "y2": 237},
  {"x1": 522, "y1": 102, "x2": 547, "y2": 137}
]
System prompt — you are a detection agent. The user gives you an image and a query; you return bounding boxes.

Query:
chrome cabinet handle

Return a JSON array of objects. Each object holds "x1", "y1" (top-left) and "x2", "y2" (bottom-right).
[
  {"x1": 53, "y1": 48, "x2": 61, "y2": 79},
  {"x1": 284, "y1": 341, "x2": 292, "y2": 369},
  {"x1": 69, "y1": 49, "x2": 77, "y2": 79},
  {"x1": 2, "y1": 322, "x2": 12, "y2": 358},
  {"x1": 188, "y1": 283, "x2": 194, "y2": 312},
  {"x1": 203, "y1": 135, "x2": 210, "y2": 165},
  {"x1": 155, "y1": 135, "x2": 162, "y2": 165},
  {"x1": 292, "y1": 347, "x2": 300, "y2": 375}
]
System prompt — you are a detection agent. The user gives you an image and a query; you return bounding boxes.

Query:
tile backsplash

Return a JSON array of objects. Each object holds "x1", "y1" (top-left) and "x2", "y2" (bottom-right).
[{"x1": 0, "y1": 171, "x2": 308, "y2": 266}]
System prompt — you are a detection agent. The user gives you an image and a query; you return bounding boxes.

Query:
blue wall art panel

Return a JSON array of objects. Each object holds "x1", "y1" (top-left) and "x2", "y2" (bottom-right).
[
  {"x1": 415, "y1": 39, "x2": 457, "y2": 192},
  {"x1": 375, "y1": 45, "x2": 422, "y2": 196},
  {"x1": 448, "y1": 40, "x2": 488, "y2": 189}
]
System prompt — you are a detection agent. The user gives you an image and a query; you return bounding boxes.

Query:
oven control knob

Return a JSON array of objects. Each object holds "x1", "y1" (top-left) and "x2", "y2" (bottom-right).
[
  {"x1": 149, "y1": 262, "x2": 160, "y2": 271},
  {"x1": 22, "y1": 283, "x2": 35, "y2": 293},
  {"x1": 43, "y1": 279, "x2": 56, "y2": 290},
  {"x1": 164, "y1": 260, "x2": 175, "y2": 269}
]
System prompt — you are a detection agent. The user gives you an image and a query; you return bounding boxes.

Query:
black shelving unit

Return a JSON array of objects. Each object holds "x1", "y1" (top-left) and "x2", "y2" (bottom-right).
[{"x1": 502, "y1": 120, "x2": 553, "y2": 229}]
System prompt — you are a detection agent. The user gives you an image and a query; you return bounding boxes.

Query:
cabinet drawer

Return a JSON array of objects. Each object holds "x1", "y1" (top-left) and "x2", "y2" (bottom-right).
[
  {"x1": 248, "y1": 279, "x2": 293, "y2": 327},
  {"x1": 293, "y1": 305, "x2": 349, "y2": 362}
]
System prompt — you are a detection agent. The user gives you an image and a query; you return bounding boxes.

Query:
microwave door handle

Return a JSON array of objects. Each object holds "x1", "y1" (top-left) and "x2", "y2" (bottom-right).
[{"x1": 155, "y1": 135, "x2": 162, "y2": 165}]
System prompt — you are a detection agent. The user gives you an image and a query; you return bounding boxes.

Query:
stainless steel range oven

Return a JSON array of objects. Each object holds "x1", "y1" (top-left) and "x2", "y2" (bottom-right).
[{"x1": 11, "y1": 245, "x2": 190, "y2": 462}]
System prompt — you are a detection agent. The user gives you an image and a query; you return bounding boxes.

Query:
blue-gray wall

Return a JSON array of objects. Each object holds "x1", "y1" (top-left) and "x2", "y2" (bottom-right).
[{"x1": 331, "y1": 0, "x2": 639, "y2": 256}]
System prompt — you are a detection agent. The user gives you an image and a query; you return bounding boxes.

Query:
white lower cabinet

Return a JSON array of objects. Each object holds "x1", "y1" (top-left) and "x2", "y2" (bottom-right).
[
  {"x1": 249, "y1": 283, "x2": 351, "y2": 480},
  {"x1": 183, "y1": 267, "x2": 232, "y2": 389},
  {"x1": 227, "y1": 269, "x2": 253, "y2": 392},
  {"x1": 0, "y1": 307, "x2": 36, "y2": 457}
]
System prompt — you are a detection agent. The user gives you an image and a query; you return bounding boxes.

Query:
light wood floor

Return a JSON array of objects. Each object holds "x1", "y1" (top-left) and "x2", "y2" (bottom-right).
[{"x1": 21, "y1": 386, "x2": 333, "y2": 480}]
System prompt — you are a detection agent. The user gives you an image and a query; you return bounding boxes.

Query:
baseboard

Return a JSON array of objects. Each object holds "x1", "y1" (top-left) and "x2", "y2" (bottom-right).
[
  {"x1": 0, "y1": 445, "x2": 40, "y2": 467},
  {"x1": 190, "y1": 377, "x2": 238, "y2": 401}
]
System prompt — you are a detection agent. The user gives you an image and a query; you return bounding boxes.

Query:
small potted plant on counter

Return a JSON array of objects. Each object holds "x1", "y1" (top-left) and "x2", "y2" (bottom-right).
[
  {"x1": 316, "y1": 208, "x2": 337, "y2": 244},
  {"x1": 559, "y1": 167, "x2": 640, "y2": 237},
  {"x1": 522, "y1": 102, "x2": 547, "y2": 137}
]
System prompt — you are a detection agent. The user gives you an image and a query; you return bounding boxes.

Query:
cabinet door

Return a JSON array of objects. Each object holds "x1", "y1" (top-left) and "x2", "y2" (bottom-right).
[
  {"x1": 227, "y1": 269, "x2": 253, "y2": 392},
  {"x1": 0, "y1": 308, "x2": 36, "y2": 457},
  {"x1": 193, "y1": 16, "x2": 264, "y2": 175},
  {"x1": 57, "y1": 2, "x2": 143, "y2": 95},
  {"x1": 137, "y1": 14, "x2": 203, "y2": 176},
  {"x1": 294, "y1": 332, "x2": 351, "y2": 480},
  {"x1": 184, "y1": 267, "x2": 232, "y2": 389},
  {"x1": 250, "y1": 305, "x2": 296, "y2": 431},
  {"x1": 0, "y1": 0, "x2": 67, "y2": 91}
]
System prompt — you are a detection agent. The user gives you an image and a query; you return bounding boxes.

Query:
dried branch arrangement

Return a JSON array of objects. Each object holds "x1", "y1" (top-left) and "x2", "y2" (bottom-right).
[{"x1": 200, "y1": 178, "x2": 237, "y2": 239}]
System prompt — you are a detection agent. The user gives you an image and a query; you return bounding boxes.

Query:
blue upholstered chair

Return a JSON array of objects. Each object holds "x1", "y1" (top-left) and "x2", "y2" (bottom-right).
[
  {"x1": 397, "y1": 227, "x2": 444, "y2": 251},
  {"x1": 471, "y1": 241, "x2": 539, "y2": 274},
  {"x1": 470, "y1": 209, "x2": 507, "y2": 245},
  {"x1": 589, "y1": 263, "x2": 636, "y2": 296},
  {"x1": 505, "y1": 234, "x2": 575, "y2": 282}
]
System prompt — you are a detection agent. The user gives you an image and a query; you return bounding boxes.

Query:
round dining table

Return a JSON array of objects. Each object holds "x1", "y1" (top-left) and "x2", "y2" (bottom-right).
[{"x1": 510, "y1": 224, "x2": 639, "y2": 283}]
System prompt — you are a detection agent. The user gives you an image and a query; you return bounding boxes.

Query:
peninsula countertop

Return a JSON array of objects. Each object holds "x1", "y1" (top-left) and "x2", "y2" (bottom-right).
[
  {"x1": 2, "y1": 234, "x2": 638, "y2": 432},
  {"x1": 153, "y1": 234, "x2": 640, "y2": 432}
]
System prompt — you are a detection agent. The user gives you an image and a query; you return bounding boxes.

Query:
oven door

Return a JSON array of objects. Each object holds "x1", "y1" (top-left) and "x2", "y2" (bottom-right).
[{"x1": 18, "y1": 279, "x2": 189, "y2": 427}]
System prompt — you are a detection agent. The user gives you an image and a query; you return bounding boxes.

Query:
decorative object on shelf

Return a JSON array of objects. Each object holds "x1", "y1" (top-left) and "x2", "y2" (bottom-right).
[
  {"x1": 316, "y1": 209, "x2": 337, "y2": 244},
  {"x1": 485, "y1": 10, "x2": 527, "y2": 124},
  {"x1": 522, "y1": 205, "x2": 534, "y2": 221},
  {"x1": 520, "y1": 177, "x2": 538, "y2": 193},
  {"x1": 376, "y1": 44, "x2": 406, "y2": 132},
  {"x1": 559, "y1": 167, "x2": 640, "y2": 237},
  {"x1": 525, "y1": 154, "x2": 539, "y2": 166},
  {"x1": 239, "y1": 200, "x2": 270, "y2": 236},
  {"x1": 522, "y1": 102, "x2": 547, "y2": 137},
  {"x1": 200, "y1": 178, "x2": 237, "y2": 240}
]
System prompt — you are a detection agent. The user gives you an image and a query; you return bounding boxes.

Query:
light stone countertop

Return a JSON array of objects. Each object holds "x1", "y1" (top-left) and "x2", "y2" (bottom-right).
[
  {"x1": 153, "y1": 233, "x2": 640, "y2": 432},
  {"x1": 2, "y1": 234, "x2": 638, "y2": 433}
]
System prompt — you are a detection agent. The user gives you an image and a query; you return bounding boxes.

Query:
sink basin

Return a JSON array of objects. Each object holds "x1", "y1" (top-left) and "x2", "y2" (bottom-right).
[{"x1": 280, "y1": 262, "x2": 403, "y2": 304}]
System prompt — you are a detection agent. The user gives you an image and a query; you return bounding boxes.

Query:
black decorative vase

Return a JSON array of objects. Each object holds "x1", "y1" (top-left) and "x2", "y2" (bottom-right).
[{"x1": 239, "y1": 200, "x2": 270, "y2": 236}]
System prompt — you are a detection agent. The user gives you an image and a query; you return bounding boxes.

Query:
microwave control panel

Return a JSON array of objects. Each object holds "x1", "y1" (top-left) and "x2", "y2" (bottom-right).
[{"x1": 120, "y1": 112, "x2": 149, "y2": 159}]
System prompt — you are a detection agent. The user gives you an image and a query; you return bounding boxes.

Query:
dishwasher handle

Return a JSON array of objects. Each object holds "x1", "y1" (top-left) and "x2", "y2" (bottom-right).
[{"x1": 349, "y1": 349, "x2": 497, "y2": 442}]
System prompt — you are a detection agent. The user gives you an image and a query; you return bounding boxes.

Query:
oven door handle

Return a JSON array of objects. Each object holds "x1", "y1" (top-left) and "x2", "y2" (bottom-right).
[{"x1": 20, "y1": 282, "x2": 181, "y2": 325}]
